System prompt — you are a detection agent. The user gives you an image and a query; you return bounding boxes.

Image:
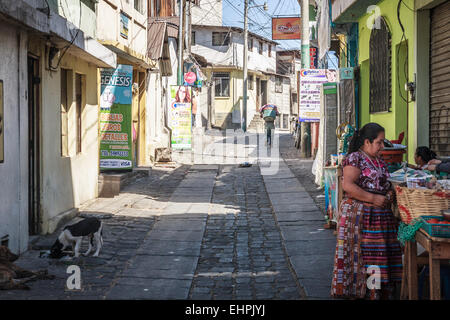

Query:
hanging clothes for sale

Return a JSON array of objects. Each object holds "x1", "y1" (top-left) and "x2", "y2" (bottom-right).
[{"x1": 316, "y1": 0, "x2": 331, "y2": 61}]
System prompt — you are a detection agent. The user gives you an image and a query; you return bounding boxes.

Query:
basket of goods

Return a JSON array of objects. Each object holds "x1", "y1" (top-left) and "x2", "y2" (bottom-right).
[
  {"x1": 420, "y1": 215, "x2": 450, "y2": 238},
  {"x1": 394, "y1": 174, "x2": 450, "y2": 224},
  {"x1": 260, "y1": 104, "x2": 278, "y2": 122}
]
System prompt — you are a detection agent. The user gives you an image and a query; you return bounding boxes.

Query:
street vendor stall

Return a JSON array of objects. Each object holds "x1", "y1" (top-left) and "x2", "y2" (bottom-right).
[{"x1": 393, "y1": 172, "x2": 450, "y2": 300}]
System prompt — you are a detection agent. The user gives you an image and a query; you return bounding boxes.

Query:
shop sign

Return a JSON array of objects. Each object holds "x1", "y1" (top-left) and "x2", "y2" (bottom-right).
[
  {"x1": 310, "y1": 47, "x2": 318, "y2": 69},
  {"x1": 323, "y1": 83, "x2": 337, "y2": 95},
  {"x1": 99, "y1": 64, "x2": 133, "y2": 171},
  {"x1": 272, "y1": 17, "x2": 301, "y2": 40},
  {"x1": 299, "y1": 69, "x2": 336, "y2": 122},
  {"x1": 339, "y1": 68, "x2": 354, "y2": 80},
  {"x1": 120, "y1": 13, "x2": 129, "y2": 39},
  {"x1": 184, "y1": 72, "x2": 197, "y2": 85},
  {"x1": 169, "y1": 86, "x2": 192, "y2": 150}
]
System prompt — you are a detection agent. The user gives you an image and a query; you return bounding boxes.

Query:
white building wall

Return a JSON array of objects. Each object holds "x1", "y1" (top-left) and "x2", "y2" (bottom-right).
[
  {"x1": 191, "y1": 0, "x2": 223, "y2": 26},
  {"x1": 146, "y1": 37, "x2": 178, "y2": 161},
  {"x1": 97, "y1": 0, "x2": 147, "y2": 57},
  {"x1": 191, "y1": 28, "x2": 234, "y2": 66},
  {"x1": 191, "y1": 28, "x2": 277, "y2": 73},
  {"x1": 233, "y1": 34, "x2": 277, "y2": 73},
  {"x1": 37, "y1": 48, "x2": 101, "y2": 234},
  {"x1": 268, "y1": 76, "x2": 291, "y2": 129},
  {"x1": 0, "y1": 23, "x2": 29, "y2": 254}
]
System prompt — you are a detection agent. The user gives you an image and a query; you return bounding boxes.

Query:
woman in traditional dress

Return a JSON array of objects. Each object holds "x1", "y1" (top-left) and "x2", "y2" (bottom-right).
[{"x1": 331, "y1": 123, "x2": 403, "y2": 300}]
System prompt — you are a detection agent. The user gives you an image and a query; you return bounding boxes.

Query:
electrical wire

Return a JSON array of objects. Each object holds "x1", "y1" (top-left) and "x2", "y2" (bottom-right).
[{"x1": 50, "y1": 0, "x2": 82, "y2": 71}]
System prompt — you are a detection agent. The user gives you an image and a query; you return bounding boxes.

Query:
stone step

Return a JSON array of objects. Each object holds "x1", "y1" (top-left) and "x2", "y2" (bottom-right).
[{"x1": 98, "y1": 168, "x2": 150, "y2": 198}]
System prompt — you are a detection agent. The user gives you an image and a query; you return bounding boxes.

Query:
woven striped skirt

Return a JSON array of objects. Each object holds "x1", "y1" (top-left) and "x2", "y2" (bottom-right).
[{"x1": 330, "y1": 198, "x2": 403, "y2": 300}]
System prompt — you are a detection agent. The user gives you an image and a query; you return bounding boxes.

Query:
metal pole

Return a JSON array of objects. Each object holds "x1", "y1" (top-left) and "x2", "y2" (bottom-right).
[
  {"x1": 299, "y1": 0, "x2": 311, "y2": 158},
  {"x1": 242, "y1": 0, "x2": 249, "y2": 132},
  {"x1": 187, "y1": 0, "x2": 192, "y2": 54},
  {"x1": 177, "y1": 0, "x2": 184, "y2": 85}
]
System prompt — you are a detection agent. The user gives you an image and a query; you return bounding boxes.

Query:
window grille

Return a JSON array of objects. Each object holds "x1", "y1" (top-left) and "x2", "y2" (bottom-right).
[
  {"x1": 369, "y1": 17, "x2": 391, "y2": 113},
  {"x1": 213, "y1": 72, "x2": 230, "y2": 97},
  {"x1": 212, "y1": 32, "x2": 230, "y2": 46}
]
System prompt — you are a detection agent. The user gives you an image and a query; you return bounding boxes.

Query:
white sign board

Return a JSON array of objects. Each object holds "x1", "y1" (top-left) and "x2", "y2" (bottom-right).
[{"x1": 299, "y1": 69, "x2": 336, "y2": 122}]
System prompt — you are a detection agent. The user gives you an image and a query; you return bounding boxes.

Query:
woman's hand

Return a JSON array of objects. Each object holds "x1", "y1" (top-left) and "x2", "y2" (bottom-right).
[
  {"x1": 372, "y1": 194, "x2": 388, "y2": 208},
  {"x1": 428, "y1": 159, "x2": 442, "y2": 165}
]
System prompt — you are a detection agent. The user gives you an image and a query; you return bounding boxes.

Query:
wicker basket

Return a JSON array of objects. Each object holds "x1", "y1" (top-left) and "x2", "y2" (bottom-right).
[{"x1": 395, "y1": 185, "x2": 450, "y2": 224}]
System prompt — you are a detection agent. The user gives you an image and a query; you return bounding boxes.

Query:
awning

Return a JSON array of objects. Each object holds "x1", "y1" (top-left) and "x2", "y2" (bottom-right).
[
  {"x1": 101, "y1": 41, "x2": 157, "y2": 70},
  {"x1": 0, "y1": 0, "x2": 116, "y2": 68},
  {"x1": 147, "y1": 21, "x2": 172, "y2": 76}
]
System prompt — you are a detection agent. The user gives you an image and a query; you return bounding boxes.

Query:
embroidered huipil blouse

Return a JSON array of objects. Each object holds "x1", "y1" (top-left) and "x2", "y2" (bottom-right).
[{"x1": 342, "y1": 151, "x2": 391, "y2": 195}]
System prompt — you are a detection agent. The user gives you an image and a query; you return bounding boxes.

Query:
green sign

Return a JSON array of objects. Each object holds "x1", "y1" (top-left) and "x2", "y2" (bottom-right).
[
  {"x1": 99, "y1": 64, "x2": 133, "y2": 171},
  {"x1": 339, "y1": 68, "x2": 354, "y2": 80},
  {"x1": 323, "y1": 82, "x2": 337, "y2": 95}
]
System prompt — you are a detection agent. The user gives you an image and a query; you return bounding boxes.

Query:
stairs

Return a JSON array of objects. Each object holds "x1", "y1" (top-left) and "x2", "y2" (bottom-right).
[{"x1": 247, "y1": 113, "x2": 265, "y2": 133}]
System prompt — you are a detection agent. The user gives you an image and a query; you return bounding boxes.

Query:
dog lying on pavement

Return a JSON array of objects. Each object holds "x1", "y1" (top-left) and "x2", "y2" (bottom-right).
[
  {"x1": 50, "y1": 217, "x2": 103, "y2": 259},
  {"x1": 0, "y1": 246, "x2": 55, "y2": 290}
]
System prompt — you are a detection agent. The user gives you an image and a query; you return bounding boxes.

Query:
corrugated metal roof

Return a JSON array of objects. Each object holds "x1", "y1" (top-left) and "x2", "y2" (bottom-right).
[
  {"x1": 149, "y1": 17, "x2": 179, "y2": 38},
  {"x1": 147, "y1": 21, "x2": 172, "y2": 76},
  {"x1": 147, "y1": 21, "x2": 166, "y2": 60}
]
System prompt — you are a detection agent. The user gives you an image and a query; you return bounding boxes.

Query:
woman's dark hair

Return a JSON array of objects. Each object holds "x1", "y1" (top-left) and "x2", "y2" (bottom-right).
[
  {"x1": 415, "y1": 146, "x2": 437, "y2": 163},
  {"x1": 348, "y1": 123, "x2": 385, "y2": 154}
]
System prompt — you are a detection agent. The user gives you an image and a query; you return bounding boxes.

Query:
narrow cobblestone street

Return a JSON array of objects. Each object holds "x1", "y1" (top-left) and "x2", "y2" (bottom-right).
[{"x1": 0, "y1": 132, "x2": 335, "y2": 300}]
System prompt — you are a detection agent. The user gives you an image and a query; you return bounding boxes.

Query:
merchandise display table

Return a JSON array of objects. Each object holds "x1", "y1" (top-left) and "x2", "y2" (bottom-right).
[{"x1": 402, "y1": 228, "x2": 450, "y2": 300}]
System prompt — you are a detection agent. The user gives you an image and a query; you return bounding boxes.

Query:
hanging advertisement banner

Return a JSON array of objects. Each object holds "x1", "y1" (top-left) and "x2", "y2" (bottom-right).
[
  {"x1": 120, "y1": 13, "x2": 129, "y2": 39},
  {"x1": 272, "y1": 17, "x2": 301, "y2": 40},
  {"x1": 310, "y1": 47, "x2": 318, "y2": 69},
  {"x1": 99, "y1": 64, "x2": 133, "y2": 171},
  {"x1": 169, "y1": 86, "x2": 192, "y2": 150},
  {"x1": 299, "y1": 69, "x2": 336, "y2": 122}
]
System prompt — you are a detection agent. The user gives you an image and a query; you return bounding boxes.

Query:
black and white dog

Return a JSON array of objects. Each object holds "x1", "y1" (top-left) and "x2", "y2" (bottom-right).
[{"x1": 50, "y1": 217, "x2": 103, "y2": 259}]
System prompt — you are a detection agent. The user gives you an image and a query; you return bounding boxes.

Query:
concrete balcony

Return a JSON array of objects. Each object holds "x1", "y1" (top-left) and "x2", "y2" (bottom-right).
[{"x1": 331, "y1": 0, "x2": 382, "y2": 23}]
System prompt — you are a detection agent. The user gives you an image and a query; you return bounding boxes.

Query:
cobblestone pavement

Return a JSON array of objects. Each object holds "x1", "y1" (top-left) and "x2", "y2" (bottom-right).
[
  {"x1": 0, "y1": 165, "x2": 190, "y2": 300},
  {"x1": 188, "y1": 165, "x2": 304, "y2": 300},
  {"x1": 0, "y1": 131, "x2": 331, "y2": 300}
]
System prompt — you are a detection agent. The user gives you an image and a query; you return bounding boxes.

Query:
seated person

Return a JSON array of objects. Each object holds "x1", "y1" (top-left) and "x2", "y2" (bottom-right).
[
  {"x1": 427, "y1": 158, "x2": 450, "y2": 174},
  {"x1": 408, "y1": 146, "x2": 437, "y2": 170}
]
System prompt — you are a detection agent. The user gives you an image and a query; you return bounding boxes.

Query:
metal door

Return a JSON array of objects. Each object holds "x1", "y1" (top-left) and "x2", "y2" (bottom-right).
[
  {"x1": 430, "y1": 1, "x2": 450, "y2": 156},
  {"x1": 27, "y1": 56, "x2": 40, "y2": 235}
]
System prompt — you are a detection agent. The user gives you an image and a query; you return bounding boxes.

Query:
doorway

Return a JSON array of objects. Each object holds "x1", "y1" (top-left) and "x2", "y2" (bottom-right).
[
  {"x1": 27, "y1": 56, "x2": 41, "y2": 235},
  {"x1": 261, "y1": 80, "x2": 268, "y2": 106},
  {"x1": 256, "y1": 78, "x2": 260, "y2": 110}
]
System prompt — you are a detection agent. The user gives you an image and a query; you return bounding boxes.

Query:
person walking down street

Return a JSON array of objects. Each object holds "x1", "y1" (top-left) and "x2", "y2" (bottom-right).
[
  {"x1": 260, "y1": 104, "x2": 279, "y2": 146},
  {"x1": 330, "y1": 123, "x2": 403, "y2": 300},
  {"x1": 191, "y1": 88, "x2": 198, "y2": 128}
]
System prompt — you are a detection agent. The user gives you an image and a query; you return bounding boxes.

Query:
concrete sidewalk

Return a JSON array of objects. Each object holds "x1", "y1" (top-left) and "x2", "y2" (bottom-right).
[
  {"x1": 105, "y1": 167, "x2": 218, "y2": 299},
  {"x1": 263, "y1": 135, "x2": 336, "y2": 300}
]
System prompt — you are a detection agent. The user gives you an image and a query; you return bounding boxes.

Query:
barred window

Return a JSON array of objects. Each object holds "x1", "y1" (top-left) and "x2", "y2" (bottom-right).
[
  {"x1": 275, "y1": 76, "x2": 283, "y2": 93},
  {"x1": 369, "y1": 17, "x2": 391, "y2": 113},
  {"x1": 248, "y1": 38, "x2": 253, "y2": 52},
  {"x1": 212, "y1": 32, "x2": 230, "y2": 46},
  {"x1": 248, "y1": 75, "x2": 254, "y2": 90},
  {"x1": 213, "y1": 72, "x2": 230, "y2": 97}
]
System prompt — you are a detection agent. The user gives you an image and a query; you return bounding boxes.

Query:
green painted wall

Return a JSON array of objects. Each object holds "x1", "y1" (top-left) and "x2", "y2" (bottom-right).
[{"x1": 358, "y1": 0, "x2": 416, "y2": 162}]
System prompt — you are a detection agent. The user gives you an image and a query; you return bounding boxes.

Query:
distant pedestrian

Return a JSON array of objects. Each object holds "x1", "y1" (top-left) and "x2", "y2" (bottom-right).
[
  {"x1": 260, "y1": 104, "x2": 279, "y2": 146},
  {"x1": 191, "y1": 88, "x2": 198, "y2": 128},
  {"x1": 331, "y1": 123, "x2": 402, "y2": 300}
]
